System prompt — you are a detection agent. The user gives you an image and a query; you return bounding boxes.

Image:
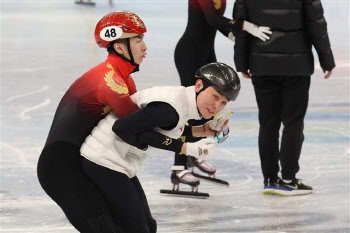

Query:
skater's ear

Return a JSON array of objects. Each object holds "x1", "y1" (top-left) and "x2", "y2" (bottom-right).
[
  {"x1": 113, "y1": 40, "x2": 127, "y2": 55},
  {"x1": 195, "y1": 79, "x2": 204, "y2": 93}
]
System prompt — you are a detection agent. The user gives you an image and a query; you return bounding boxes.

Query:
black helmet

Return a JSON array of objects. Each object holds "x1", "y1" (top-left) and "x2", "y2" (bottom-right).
[{"x1": 195, "y1": 62, "x2": 241, "y2": 101}]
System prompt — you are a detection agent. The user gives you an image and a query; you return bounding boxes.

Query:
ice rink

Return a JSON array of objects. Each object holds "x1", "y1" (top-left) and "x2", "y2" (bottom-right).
[{"x1": 1, "y1": 0, "x2": 349, "y2": 232}]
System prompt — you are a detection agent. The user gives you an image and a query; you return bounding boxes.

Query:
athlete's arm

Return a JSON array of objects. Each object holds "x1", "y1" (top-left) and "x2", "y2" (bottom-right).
[
  {"x1": 112, "y1": 102, "x2": 184, "y2": 153},
  {"x1": 198, "y1": 0, "x2": 243, "y2": 35},
  {"x1": 182, "y1": 125, "x2": 193, "y2": 137},
  {"x1": 218, "y1": 28, "x2": 236, "y2": 42},
  {"x1": 232, "y1": 0, "x2": 249, "y2": 72},
  {"x1": 100, "y1": 75, "x2": 139, "y2": 118},
  {"x1": 218, "y1": 27, "x2": 230, "y2": 37}
]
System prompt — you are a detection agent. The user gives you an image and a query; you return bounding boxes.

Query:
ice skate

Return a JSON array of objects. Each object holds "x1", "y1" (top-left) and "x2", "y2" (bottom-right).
[
  {"x1": 75, "y1": 0, "x2": 96, "y2": 6},
  {"x1": 189, "y1": 158, "x2": 216, "y2": 178},
  {"x1": 171, "y1": 169, "x2": 200, "y2": 192},
  {"x1": 187, "y1": 157, "x2": 229, "y2": 186},
  {"x1": 160, "y1": 166, "x2": 209, "y2": 198}
]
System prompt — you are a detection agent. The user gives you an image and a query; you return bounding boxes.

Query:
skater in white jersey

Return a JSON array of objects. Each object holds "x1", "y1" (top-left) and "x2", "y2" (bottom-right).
[{"x1": 80, "y1": 62, "x2": 240, "y2": 232}]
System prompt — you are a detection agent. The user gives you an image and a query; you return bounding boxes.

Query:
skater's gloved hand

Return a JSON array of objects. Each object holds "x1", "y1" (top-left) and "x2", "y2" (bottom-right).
[
  {"x1": 209, "y1": 111, "x2": 233, "y2": 132},
  {"x1": 215, "y1": 125, "x2": 230, "y2": 144},
  {"x1": 243, "y1": 21, "x2": 272, "y2": 41},
  {"x1": 185, "y1": 138, "x2": 216, "y2": 162}
]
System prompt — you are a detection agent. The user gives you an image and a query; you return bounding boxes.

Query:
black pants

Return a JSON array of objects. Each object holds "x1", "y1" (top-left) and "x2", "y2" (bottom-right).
[
  {"x1": 251, "y1": 75, "x2": 311, "y2": 180},
  {"x1": 81, "y1": 158, "x2": 157, "y2": 233},
  {"x1": 37, "y1": 141, "x2": 118, "y2": 233}
]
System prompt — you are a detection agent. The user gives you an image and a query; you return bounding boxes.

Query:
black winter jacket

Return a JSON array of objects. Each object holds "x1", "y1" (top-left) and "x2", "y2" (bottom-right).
[{"x1": 233, "y1": 0, "x2": 335, "y2": 76}]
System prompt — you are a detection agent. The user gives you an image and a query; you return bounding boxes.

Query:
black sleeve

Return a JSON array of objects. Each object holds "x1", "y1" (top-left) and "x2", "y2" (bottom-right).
[
  {"x1": 112, "y1": 102, "x2": 184, "y2": 153},
  {"x1": 303, "y1": 0, "x2": 335, "y2": 71},
  {"x1": 232, "y1": 0, "x2": 250, "y2": 72},
  {"x1": 198, "y1": 0, "x2": 243, "y2": 36},
  {"x1": 218, "y1": 27, "x2": 231, "y2": 38},
  {"x1": 183, "y1": 125, "x2": 193, "y2": 137}
]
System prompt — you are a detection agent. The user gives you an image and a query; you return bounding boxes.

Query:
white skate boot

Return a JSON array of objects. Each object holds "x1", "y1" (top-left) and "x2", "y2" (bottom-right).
[
  {"x1": 170, "y1": 166, "x2": 200, "y2": 192},
  {"x1": 160, "y1": 166, "x2": 209, "y2": 198},
  {"x1": 187, "y1": 157, "x2": 216, "y2": 178},
  {"x1": 187, "y1": 157, "x2": 229, "y2": 186}
]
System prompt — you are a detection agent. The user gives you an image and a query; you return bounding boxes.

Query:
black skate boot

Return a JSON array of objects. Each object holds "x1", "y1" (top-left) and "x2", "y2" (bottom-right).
[{"x1": 274, "y1": 178, "x2": 313, "y2": 196}]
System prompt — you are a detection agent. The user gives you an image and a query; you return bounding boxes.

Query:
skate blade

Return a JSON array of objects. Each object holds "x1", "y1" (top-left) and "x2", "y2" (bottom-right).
[
  {"x1": 160, "y1": 189, "x2": 209, "y2": 199},
  {"x1": 192, "y1": 173, "x2": 229, "y2": 186},
  {"x1": 75, "y1": 1, "x2": 96, "y2": 5}
]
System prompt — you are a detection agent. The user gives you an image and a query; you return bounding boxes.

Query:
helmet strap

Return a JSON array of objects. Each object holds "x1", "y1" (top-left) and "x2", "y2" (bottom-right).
[
  {"x1": 125, "y1": 38, "x2": 134, "y2": 63},
  {"x1": 195, "y1": 79, "x2": 210, "y2": 98},
  {"x1": 125, "y1": 38, "x2": 140, "y2": 73},
  {"x1": 107, "y1": 39, "x2": 140, "y2": 73},
  {"x1": 195, "y1": 79, "x2": 210, "y2": 118}
]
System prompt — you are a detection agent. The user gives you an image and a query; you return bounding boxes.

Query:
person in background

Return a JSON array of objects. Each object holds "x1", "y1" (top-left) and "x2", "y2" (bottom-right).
[
  {"x1": 233, "y1": 0, "x2": 335, "y2": 196},
  {"x1": 172, "y1": 0, "x2": 271, "y2": 190}
]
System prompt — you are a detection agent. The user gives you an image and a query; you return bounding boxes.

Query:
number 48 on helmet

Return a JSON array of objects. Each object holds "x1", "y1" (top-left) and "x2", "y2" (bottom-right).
[{"x1": 94, "y1": 11, "x2": 147, "y2": 48}]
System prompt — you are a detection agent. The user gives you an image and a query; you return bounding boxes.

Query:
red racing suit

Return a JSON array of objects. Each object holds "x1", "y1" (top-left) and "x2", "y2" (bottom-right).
[{"x1": 45, "y1": 53, "x2": 139, "y2": 147}]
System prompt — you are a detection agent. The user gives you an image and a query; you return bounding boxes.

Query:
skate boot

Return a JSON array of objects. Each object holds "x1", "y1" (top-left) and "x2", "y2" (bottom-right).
[
  {"x1": 263, "y1": 177, "x2": 279, "y2": 195},
  {"x1": 170, "y1": 166, "x2": 200, "y2": 192},
  {"x1": 274, "y1": 178, "x2": 313, "y2": 196},
  {"x1": 187, "y1": 156, "x2": 216, "y2": 178},
  {"x1": 160, "y1": 166, "x2": 209, "y2": 198},
  {"x1": 187, "y1": 157, "x2": 229, "y2": 186}
]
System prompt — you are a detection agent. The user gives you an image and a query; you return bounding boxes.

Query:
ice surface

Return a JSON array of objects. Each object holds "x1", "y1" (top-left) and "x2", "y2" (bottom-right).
[{"x1": 1, "y1": 1, "x2": 349, "y2": 232}]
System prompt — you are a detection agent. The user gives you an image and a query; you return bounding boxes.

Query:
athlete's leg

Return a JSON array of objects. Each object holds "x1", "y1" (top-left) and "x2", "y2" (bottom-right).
[
  {"x1": 174, "y1": 38, "x2": 201, "y2": 87},
  {"x1": 81, "y1": 158, "x2": 150, "y2": 233},
  {"x1": 131, "y1": 176, "x2": 157, "y2": 233},
  {"x1": 37, "y1": 142, "x2": 118, "y2": 233}
]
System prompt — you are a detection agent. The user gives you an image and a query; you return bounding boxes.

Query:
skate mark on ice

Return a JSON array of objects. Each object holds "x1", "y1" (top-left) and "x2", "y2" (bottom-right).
[
  {"x1": 0, "y1": 143, "x2": 31, "y2": 166},
  {"x1": 296, "y1": 163, "x2": 349, "y2": 183},
  {"x1": 2, "y1": 226, "x2": 75, "y2": 233},
  {"x1": 308, "y1": 144, "x2": 331, "y2": 153},
  {"x1": 229, "y1": 173, "x2": 253, "y2": 186},
  {"x1": 220, "y1": 148, "x2": 251, "y2": 163},
  {"x1": 19, "y1": 98, "x2": 50, "y2": 120},
  {"x1": 3, "y1": 67, "x2": 49, "y2": 73},
  {"x1": 314, "y1": 126, "x2": 350, "y2": 138},
  {"x1": 4, "y1": 85, "x2": 49, "y2": 103}
]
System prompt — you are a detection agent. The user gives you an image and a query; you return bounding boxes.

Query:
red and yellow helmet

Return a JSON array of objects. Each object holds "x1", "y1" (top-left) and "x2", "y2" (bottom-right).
[{"x1": 95, "y1": 11, "x2": 147, "y2": 48}]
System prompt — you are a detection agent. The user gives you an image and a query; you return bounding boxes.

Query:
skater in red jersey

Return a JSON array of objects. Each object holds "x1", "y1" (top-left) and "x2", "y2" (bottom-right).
[{"x1": 37, "y1": 11, "x2": 156, "y2": 232}]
